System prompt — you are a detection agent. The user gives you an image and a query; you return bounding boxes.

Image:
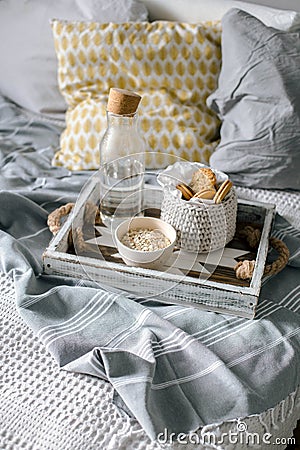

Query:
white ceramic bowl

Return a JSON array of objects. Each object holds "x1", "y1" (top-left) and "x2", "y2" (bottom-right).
[{"x1": 114, "y1": 217, "x2": 176, "y2": 270}]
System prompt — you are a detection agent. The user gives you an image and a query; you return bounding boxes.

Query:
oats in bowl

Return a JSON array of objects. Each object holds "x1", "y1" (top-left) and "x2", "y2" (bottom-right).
[
  {"x1": 121, "y1": 228, "x2": 171, "y2": 252},
  {"x1": 115, "y1": 217, "x2": 176, "y2": 269}
]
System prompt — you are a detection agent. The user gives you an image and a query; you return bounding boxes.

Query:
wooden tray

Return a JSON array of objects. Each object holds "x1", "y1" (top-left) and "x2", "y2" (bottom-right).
[{"x1": 43, "y1": 174, "x2": 275, "y2": 318}]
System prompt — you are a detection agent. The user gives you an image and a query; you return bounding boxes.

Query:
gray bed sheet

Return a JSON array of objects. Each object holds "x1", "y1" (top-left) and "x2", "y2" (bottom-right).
[{"x1": 0, "y1": 94, "x2": 299, "y2": 443}]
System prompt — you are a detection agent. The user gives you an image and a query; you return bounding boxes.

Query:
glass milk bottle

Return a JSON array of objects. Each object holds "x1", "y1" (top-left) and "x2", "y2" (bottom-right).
[{"x1": 99, "y1": 88, "x2": 145, "y2": 228}]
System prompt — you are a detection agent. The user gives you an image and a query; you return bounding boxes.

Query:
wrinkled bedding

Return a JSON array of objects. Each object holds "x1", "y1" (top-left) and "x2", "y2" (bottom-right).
[{"x1": 0, "y1": 94, "x2": 300, "y2": 445}]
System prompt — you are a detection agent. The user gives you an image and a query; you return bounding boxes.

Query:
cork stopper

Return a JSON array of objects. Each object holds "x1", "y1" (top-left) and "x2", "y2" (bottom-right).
[{"x1": 107, "y1": 88, "x2": 142, "y2": 116}]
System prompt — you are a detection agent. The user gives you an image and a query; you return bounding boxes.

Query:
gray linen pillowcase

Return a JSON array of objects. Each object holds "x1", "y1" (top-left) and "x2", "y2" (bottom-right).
[{"x1": 207, "y1": 9, "x2": 300, "y2": 190}]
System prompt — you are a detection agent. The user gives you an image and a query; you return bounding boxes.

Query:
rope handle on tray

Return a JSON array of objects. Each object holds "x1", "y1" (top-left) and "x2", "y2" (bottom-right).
[
  {"x1": 47, "y1": 202, "x2": 102, "y2": 253},
  {"x1": 234, "y1": 225, "x2": 290, "y2": 280},
  {"x1": 47, "y1": 202, "x2": 101, "y2": 235}
]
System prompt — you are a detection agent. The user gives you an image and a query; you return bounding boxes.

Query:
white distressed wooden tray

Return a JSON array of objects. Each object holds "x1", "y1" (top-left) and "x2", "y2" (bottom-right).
[{"x1": 43, "y1": 174, "x2": 275, "y2": 319}]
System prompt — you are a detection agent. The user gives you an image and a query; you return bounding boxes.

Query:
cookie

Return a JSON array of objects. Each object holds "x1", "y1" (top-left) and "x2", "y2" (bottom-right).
[
  {"x1": 176, "y1": 183, "x2": 194, "y2": 200},
  {"x1": 213, "y1": 180, "x2": 233, "y2": 204},
  {"x1": 193, "y1": 188, "x2": 216, "y2": 200},
  {"x1": 190, "y1": 168, "x2": 217, "y2": 192}
]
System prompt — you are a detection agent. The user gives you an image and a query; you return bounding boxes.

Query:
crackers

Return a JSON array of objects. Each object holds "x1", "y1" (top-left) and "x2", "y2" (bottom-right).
[
  {"x1": 176, "y1": 183, "x2": 194, "y2": 200},
  {"x1": 193, "y1": 188, "x2": 216, "y2": 200},
  {"x1": 175, "y1": 167, "x2": 233, "y2": 204},
  {"x1": 213, "y1": 180, "x2": 233, "y2": 204},
  {"x1": 190, "y1": 168, "x2": 217, "y2": 192}
]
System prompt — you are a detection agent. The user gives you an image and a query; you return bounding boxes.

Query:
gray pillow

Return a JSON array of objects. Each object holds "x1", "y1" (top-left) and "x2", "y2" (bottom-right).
[
  {"x1": 0, "y1": 0, "x2": 148, "y2": 120},
  {"x1": 207, "y1": 9, "x2": 300, "y2": 190}
]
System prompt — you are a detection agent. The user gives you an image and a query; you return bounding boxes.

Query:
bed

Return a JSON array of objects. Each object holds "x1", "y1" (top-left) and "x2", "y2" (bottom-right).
[{"x1": 1, "y1": 1, "x2": 300, "y2": 449}]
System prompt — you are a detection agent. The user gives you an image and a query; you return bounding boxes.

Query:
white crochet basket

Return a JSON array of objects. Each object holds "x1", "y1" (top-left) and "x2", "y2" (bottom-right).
[{"x1": 158, "y1": 162, "x2": 238, "y2": 253}]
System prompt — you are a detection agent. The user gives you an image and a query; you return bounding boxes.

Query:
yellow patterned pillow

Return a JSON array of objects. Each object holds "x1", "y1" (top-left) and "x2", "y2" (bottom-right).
[{"x1": 51, "y1": 20, "x2": 221, "y2": 170}]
